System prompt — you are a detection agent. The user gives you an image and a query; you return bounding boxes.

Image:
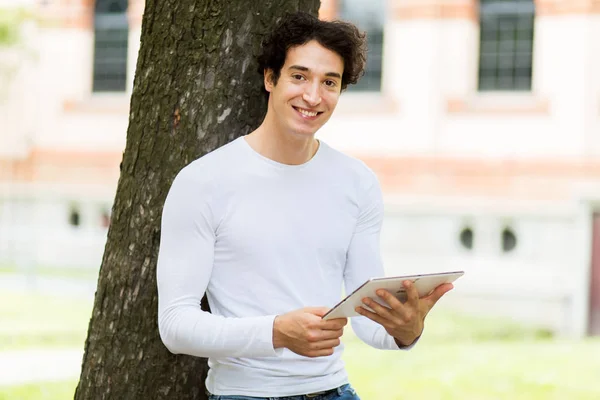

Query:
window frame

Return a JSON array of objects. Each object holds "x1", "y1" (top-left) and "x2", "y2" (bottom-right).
[
  {"x1": 337, "y1": 0, "x2": 385, "y2": 93},
  {"x1": 92, "y1": 0, "x2": 129, "y2": 93},
  {"x1": 477, "y1": 0, "x2": 536, "y2": 92}
]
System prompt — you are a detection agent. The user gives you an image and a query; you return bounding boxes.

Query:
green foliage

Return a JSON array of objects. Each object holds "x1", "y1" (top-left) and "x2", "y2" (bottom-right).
[{"x1": 0, "y1": 8, "x2": 27, "y2": 47}]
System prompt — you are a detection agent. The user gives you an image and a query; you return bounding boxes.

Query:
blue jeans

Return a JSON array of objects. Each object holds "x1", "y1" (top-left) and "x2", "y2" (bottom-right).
[{"x1": 208, "y1": 384, "x2": 360, "y2": 400}]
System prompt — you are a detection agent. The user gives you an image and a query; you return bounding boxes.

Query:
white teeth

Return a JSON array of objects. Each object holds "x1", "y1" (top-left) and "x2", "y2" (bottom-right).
[{"x1": 297, "y1": 108, "x2": 318, "y2": 117}]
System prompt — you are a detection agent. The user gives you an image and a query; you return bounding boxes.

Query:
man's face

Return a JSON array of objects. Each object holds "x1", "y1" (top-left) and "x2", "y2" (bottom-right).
[{"x1": 264, "y1": 40, "x2": 344, "y2": 138}]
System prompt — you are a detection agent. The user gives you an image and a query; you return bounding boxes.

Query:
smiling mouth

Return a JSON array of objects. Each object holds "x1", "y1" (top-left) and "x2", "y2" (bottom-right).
[{"x1": 293, "y1": 106, "x2": 323, "y2": 118}]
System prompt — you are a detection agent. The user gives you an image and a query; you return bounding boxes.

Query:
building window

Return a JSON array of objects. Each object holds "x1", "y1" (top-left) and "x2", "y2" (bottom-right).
[
  {"x1": 69, "y1": 206, "x2": 81, "y2": 227},
  {"x1": 502, "y1": 227, "x2": 517, "y2": 252},
  {"x1": 478, "y1": 0, "x2": 535, "y2": 91},
  {"x1": 459, "y1": 226, "x2": 474, "y2": 250},
  {"x1": 338, "y1": 0, "x2": 385, "y2": 92},
  {"x1": 93, "y1": 0, "x2": 129, "y2": 92}
]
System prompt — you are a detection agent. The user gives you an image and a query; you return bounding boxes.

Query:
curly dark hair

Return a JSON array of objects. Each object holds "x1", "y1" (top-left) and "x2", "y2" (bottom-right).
[{"x1": 257, "y1": 11, "x2": 367, "y2": 91}]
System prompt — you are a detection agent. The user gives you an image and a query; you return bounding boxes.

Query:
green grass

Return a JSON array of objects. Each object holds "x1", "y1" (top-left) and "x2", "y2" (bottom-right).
[
  {"x1": 1, "y1": 291, "x2": 599, "y2": 399},
  {"x1": 0, "y1": 381, "x2": 76, "y2": 400},
  {"x1": 343, "y1": 307, "x2": 600, "y2": 399},
  {"x1": 0, "y1": 291, "x2": 92, "y2": 350},
  {"x1": 344, "y1": 333, "x2": 600, "y2": 399},
  {"x1": 0, "y1": 265, "x2": 99, "y2": 281}
]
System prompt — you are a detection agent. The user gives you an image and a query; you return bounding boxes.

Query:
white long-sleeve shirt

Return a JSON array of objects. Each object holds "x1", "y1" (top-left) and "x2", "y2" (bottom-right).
[{"x1": 157, "y1": 136, "x2": 404, "y2": 397}]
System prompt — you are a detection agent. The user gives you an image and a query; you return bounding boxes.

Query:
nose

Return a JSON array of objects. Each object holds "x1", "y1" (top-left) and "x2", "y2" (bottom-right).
[{"x1": 302, "y1": 82, "x2": 321, "y2": 107}]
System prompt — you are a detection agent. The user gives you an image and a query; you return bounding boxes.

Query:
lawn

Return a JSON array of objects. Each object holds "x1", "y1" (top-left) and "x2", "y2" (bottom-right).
[
  {"x1": 0, "y1": 291, "x2": 92, "y2": 350},
  {"x1": 0, "y1": 265, "x2": 99, "y2": 281},
  {"x1": 0, "y1": 381, "x2": 76, "y2": 400},
  {"x1": 345, "y1": 327, "x2": 600, "y2": 399},
  {"x1": 1, "y1": 288, "x2": 599, "y2": 399}
]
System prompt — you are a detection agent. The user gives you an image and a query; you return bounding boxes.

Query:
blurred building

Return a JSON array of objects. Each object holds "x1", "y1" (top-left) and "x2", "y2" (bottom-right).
[{"x1": 1, "y1": 0, "x2": 599, "y2": 338}]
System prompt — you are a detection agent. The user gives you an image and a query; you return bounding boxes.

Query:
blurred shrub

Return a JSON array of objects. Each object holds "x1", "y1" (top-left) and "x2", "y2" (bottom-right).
[{"x1": 0, "y1": 8, "x2": 29, "y2": 47}]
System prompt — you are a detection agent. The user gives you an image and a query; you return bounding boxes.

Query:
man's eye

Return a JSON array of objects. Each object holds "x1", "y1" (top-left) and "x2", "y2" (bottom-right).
[
  {"x1": 292, "y1": 74, "x2": 305, "y2": 80},
  {"x1": 324, "y1": 80, "x2": 337, "y2": 87}
]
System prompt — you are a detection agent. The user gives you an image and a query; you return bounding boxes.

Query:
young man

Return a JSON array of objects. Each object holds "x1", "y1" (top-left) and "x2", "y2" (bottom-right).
[{"x1": 157, "y1": 11, "x2": 453, "y2": 400}]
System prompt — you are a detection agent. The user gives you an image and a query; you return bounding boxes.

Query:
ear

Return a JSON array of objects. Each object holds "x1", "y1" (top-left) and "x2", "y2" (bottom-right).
[{"x1": 264, "y1": 69, "x2": 275, "y2": 93}]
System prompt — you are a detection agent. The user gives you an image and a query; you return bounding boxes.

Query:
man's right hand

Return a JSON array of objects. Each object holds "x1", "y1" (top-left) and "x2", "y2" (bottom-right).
[{"x1": 272, "y1": 307, "x2": 348, "y2": 358}]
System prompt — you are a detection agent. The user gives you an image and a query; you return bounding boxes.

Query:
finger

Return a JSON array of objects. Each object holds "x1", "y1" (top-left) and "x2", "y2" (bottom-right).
[
  {"x1": 310, "y1": 338, "x2": 342, "y2": 350},
  {"x1": 363, "y1": 296, "x2": 395, "y2": 320},
  {"x1": 309, "y1": 328, "x2": 344, "y2": 342},
  {"x1": 306, "y1": 348, "x2": 335, "y2": 358},
  {"x1": 374, "y1": 291, "x2": 418, "y2": 324},
  {"x1": 319, "y1": 328, "x2": 344, "y2": 340},
  {"x1": 423, "y1": 283, "x2": 454, "y2": 309},
  {"x1": 354, "y1": 305, "x2": 390, "y2": 328},
  {"x1": 321, "y1": 318, "x2": 348, "y2": 330},
  {"x1": 375, "y1": 289, "x2": 407, "y2": 314},
  {"x1": 304, "y1": 307, "x2": 333, "y2": 317},
  {"x1": 403, "y1": 280, "x2": 420, "y2": 306}
]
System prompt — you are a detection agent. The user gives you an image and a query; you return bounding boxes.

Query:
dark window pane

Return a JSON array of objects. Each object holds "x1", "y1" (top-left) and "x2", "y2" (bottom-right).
[
  {"x1": 339, "y1": 0, "x2": 384, "y2": 92},
  {"x1": 93, "y1": 0, "x2": 129, "y2": 92},
  {"x1": 480, "y1": 26, "x2": 498, "y2": 41},
  {"x1": 96, "y1": 0, "x2": 127, "y2": 14},
  {"x1": 515, "y1": 54, "x2": 532, "y2": 68},
  {"x1": 502, "y1": 227, "x2": 517, "y2": 252},
  {"x1": 480, "y1": 40, "x2": 498, "y2": 53},
  {"x1": 480, "y1": 53, "x2": 498, "y2": 71},
  {"x1": 478, "y1": 0, "x2": 534, "y2": 91},
  {"x1": 459, "y1": 227, "x2": 474, "y2": 250},
  {"x1": 514, "y1": 77, "x2": 531, "y2": 90},
  {"x1": 69, "y1": 207, "x2": 81, "y2": 227},
  {"x1": 479, "y1": 79, "x2": 497, "y2": 91},
  {"x1": 516, "y1": 39, "x2": 532, "y2": 52}
]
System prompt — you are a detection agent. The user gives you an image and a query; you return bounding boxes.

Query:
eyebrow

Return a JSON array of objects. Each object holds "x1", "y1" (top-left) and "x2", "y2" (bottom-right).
[{"x1": 288, "y1": 65, "x2": 342, "y2": 79}]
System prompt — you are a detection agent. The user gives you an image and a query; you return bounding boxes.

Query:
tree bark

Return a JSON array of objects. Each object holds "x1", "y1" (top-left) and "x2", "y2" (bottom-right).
[{"x1": 74, "y1": 1, "x2": 321, "y2": 399}]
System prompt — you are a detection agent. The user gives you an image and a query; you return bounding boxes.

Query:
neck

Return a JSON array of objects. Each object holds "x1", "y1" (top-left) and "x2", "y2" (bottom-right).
[{"x1": 245, "y1": 122, "x2": 319, "y2": 166}]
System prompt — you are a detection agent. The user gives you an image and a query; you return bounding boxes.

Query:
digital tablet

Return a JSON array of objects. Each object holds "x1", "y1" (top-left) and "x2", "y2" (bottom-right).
[{"x1": 322, "y1": 271, "x2": 464, "y2": 320}]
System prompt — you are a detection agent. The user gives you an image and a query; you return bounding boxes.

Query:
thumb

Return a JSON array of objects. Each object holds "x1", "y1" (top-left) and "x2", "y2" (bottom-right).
[{"x1": 302, "y1": 307, "x2": 331, "y2": 317}]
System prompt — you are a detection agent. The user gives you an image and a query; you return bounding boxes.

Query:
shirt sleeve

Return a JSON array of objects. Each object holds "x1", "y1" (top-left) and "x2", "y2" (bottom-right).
[
  {"x1": 156, "y1": 165, "x2": 280, "y2": 358},
  {"x1": 344, "y1": 169, "x2": 419, "y2": 351}
]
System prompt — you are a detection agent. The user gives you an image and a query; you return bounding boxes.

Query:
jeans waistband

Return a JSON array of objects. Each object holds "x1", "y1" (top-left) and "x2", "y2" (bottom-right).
[
  {"x1": 207, "y1": 383, "x2": 350, "y2": 399},
  {"x1": 305, "y1": 386, "x2": 340, "y2": 397}
]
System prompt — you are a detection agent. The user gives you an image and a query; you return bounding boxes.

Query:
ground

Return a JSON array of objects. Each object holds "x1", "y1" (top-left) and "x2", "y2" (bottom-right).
[{"x1": 1, "y1": 272, "x2": 599, "y2": 399}]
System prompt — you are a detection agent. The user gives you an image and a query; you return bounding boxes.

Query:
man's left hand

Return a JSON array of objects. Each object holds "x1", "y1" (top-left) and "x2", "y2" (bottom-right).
[{"x1": 355, "y1": 281, "x2": 454, "y2": 347}]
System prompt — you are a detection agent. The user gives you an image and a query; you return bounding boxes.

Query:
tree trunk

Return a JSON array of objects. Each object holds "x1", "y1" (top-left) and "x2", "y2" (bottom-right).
[{"x1": 74, "y1": 1, "x2": 321, "y2": 399}]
